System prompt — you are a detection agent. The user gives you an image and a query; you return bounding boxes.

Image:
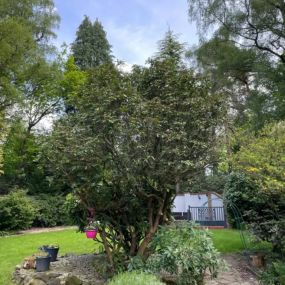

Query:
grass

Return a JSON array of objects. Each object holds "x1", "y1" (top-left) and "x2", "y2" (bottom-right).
[
  {"x1": 210, "y1": 229, "x2": 271, "y2": 253},
  {"x1": 0, "y1": 229, "x2": 99, "y2": 285},
  {"x1": 0, "y1": 228, "x2": 270, "y2": 284}
]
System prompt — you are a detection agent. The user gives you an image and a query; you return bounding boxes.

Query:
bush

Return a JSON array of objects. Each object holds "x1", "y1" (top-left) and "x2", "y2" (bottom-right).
[
  {"x1": 138, "y1": 222, "x2": 222, "y2": 285},
  {"x1": 32, "y1": 194, "x2": 72, "y2": 227},
  {"x1": 224, "y1": 172, "x2": 285, "y2": 254},
  {"x1": 108, "y1": 271, "x2": 164, "y2": 285},
  {"x1": 0, "y1": 190, "x2": 36, "y2": 231},
  {"x1": 260, "y1": 261, "x2": 285, "y2": 285},
  {"x1": 223, "y1": 172, "x2": 257, "y2": 228}
]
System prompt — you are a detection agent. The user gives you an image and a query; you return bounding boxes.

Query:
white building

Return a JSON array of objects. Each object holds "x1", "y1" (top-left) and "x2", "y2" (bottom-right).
[{"x1": 172, "y1": 192, "x2": 226, "y2": 227}]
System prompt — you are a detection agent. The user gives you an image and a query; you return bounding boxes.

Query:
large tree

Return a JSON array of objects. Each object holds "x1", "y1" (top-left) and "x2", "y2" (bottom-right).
[
  {"x1": 48, "y1": 33, "x2": 224, "y2": 267},
  {"x1": 188, "y1": 0, "x2": 285, "y2": 130},
  {"x1": 0, "y1": 0, "x2": 59, "y2": 110},
  {"x1": 72, "y1": 16, "x2": 113, "y2": 70},
  {"x1": 0, "y1": 0, "x2": 59, "y2": 180}
]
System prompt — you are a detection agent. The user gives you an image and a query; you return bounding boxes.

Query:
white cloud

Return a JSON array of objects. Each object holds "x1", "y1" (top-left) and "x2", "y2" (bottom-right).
[{"x1": 106, "y1": 22, "x2": 159, "y2": 65}]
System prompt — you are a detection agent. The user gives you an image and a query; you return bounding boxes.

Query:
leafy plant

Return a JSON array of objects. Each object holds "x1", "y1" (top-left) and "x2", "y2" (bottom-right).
[
  {"x1": 84, "y1": 221, "x2": 100, "y2": 231},
  {"x1": 108, "y1": 271, "x2": 164, "y2": 285},
  {"x1": 34, "y1": 252, "x2": 50, "y2": 258},
  {"x1": 141, "y1": 222, "x2": 222, "y2": 285},
  {"x1": 260, "y1": 261, "x2": 285, "y2": 285}
]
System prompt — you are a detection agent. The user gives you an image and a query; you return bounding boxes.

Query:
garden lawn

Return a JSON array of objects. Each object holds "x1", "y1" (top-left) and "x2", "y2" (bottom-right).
[
  {"x1": 210, "y1": 229, "x2": 271, "y2": 253},
  {"x1": 0, "y1": 229, "x2": 98, "y2": 285}
]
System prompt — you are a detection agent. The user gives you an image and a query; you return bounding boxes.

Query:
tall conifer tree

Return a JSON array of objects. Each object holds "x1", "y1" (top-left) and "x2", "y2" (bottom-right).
[{"x1": 72, "y1": 16, "x2": 112, "y2": 70}]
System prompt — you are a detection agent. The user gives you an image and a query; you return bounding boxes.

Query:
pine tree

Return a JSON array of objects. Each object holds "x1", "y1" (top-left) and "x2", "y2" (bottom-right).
[{"x1": 72, "y1": 16, "x2": 112, "y2": 70}]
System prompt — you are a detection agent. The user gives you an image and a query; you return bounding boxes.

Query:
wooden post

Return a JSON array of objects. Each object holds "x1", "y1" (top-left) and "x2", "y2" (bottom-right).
[{"x1": 207, "y1": 192, "x2": 213, "y2": 220}]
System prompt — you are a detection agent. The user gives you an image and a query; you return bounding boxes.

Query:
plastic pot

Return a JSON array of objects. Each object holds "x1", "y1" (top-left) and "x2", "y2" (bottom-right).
[
  {"x1": 85, "y1": 229, "x2": 97, "y2": 239},
  {"x1": 44, "y1": 247, "x2": 59, "y2": 262},
  {"x1": 36, "y1": 256, "x2": 51, "y2": 272}
]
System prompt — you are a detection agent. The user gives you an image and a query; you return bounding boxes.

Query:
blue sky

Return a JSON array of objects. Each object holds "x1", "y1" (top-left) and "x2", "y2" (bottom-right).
[{"x1": 53, "y1": 0, "x2": 198, "y2": 66}]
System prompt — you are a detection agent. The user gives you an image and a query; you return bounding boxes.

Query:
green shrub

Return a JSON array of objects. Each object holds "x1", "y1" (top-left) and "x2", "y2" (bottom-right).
[
  {"x1": 32, "y1": 194, "x2": 72, "y2": 227},
  {"x1": 260, "y1": 261, "x2": 285, "y2": 285},
  {"x1": 224, "y1": 172, "x2": 285, "y2": 254},
  {"x1": 108, "y1": 271, "x2": 164, "y2": 285},
  {"x1": 0, "y1": 190, "x2": 36, "y2": 230},
  {"x1": 141, "y1": 222, "x2": 222, "y2": 285}
]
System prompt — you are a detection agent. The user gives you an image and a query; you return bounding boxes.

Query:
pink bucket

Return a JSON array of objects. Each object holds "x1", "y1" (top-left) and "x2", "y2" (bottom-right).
[{"x1": 85, "y1": 230, "x2": 97, "y2": 239}]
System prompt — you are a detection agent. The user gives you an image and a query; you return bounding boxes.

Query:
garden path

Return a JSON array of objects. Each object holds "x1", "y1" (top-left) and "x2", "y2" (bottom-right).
[
  {"x1": 18, "y1": 226, "x2": 77, "y2": 235},
  {"x1": 205, "y1": 254, "x2": 259, "y2": 285}
]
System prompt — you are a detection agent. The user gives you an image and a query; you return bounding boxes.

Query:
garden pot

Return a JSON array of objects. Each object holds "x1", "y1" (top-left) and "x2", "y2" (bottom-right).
[
  {"x1": 36, "y1": 256, "x2": 51, "y2": 272},
  {"x1": 250, "y1": 253, "x2": 265, "y2": 268},
  {"x1": 85, "y1": 229, "x2": 97, "y2": 239},
  {"x1": 45, "y1": 247, "x2": 59, "y2": 262},
  {"x1": 39, "y1": 245, "x2": 59, "y2": 262}
]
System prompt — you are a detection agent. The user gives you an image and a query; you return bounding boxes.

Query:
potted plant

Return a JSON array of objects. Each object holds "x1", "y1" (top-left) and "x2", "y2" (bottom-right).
[
  {"x1": 39, "y1": 244, "x2": 59, "y2": 262},
  {"x1": 35, "y1": 252, "x2": 51, "y2": 272},
  {"x1": 84, "y1": 221, "x2": 99, "y2": 239}
]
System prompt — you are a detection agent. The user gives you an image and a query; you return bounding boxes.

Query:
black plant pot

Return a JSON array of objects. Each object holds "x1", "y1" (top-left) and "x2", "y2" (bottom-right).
[
  {"x1": 36, "y1": 256, "x2": 51, "y2": 272},
  {"x1": 44, "y1": 247, "x2": 59, "y2": 262}
]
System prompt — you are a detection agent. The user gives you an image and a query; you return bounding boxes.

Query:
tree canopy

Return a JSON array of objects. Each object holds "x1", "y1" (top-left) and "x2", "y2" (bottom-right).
[
  {"x1": 47, "y1": 32, "x2": 225, "y2": 267},
  {"x1": 72, "y1": 16, "x2": 113, "y2": 70},
  {"x1": 188, "y1": 0, "x2": 285, "y2": 130}
]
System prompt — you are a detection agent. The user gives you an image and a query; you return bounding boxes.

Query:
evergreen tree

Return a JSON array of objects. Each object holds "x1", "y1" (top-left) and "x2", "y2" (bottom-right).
[{"x1": 72, "y1": 16, "x2": 112, "y2": 70}]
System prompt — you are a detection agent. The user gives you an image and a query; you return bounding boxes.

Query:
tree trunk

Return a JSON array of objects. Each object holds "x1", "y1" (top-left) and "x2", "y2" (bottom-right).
[{"x1": 99, "y1": 229, "x2": 114, "y2": 269}]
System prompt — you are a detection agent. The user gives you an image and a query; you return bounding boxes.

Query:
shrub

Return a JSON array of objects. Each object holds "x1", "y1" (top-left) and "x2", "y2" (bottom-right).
[
  {"x1": 260, "y1": 261, "x2": 285, "y2": 285},
  {"x1": 32, "y1": 194, "x2": 72, "y2": 227},
  {"x1": 224, "y1": 172, "x2": 285, "y2": 254},
  {"x1": 108, "y1": 271, "x2": 164, "y2": 285},
  {"x1": 0, "y1": 190, "x2": 36, "y2": 230},
  {"x1": 142, "y1": 222, "x2": 222, "y2": 285},
  {"x1": 223, "y1": 172, "x2": 257, "y2": 228}
]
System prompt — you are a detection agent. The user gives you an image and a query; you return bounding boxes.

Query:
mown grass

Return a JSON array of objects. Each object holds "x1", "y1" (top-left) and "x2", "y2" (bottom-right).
[
  {"x1": 210, "y1": 228, "x2": 271, "y2": 253},
  {"x1": 0, "y1": 229, "x2": 98, "y2": 285},
  {"x1": 0, "y1": 228, "x2": 270, "y2": 284}
]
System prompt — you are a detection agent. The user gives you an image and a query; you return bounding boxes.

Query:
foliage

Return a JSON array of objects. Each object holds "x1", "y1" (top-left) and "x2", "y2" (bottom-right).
[
  {"x1": 0, "y1": 115, "x2": 7, "y2": 175},
  {"x1": 32, "y1": 194, "x2": 71, "y2": 227},
  {"x1": 0, "y1": 0, "x2": 61, "y2": 194},
  {"x1": 108, "y1": 271, "x2": 164, "y2": 285},
  {"x1": 223, "y1": 172, "x2": 257, "y2": 228},
  {"x1": 232, "y1": 122, "x2": 285, "y2": 193},
  {"x1": 64, "y1": 193, "x2": 87, "y2": 230},
  {"x1": 61, "y1": 56, "x2": 87, "y2": 111},
  {"x1": 1, "y1": 121, "x2": 49, "y2": 193},
  {"x1": 260, "y1": 261, "x2": 285, "y2": 285},
  {"x1": 224, "y1": 173, "x2": 285, "y2": 255},
  {"x1": 225, "y1": 122, "x2": 285, "y2": 254},
  {"x1": 189, "y1": 173, "x2": 228, "y2": 194},
  {"x1": 0, "y1": 190, "x2": 36, "y2": 231},
  {"x1": 47, "y1": 32, "x2": 225, "y2": 268},
  {"x1": 144, "y1": 223, "x2": 221, "y2": 285},
  {"x1": 0, "y1": 0, "x2": 59, "y2": 110},
  {"x1": 84, "y1": 221, "x2": 100, "y2": 231},
  {"x1": 18, "y1": 56, "x2": 63, "y2": 132},
  {"x1": 188, "y1": 0, "x2": 285, "y2": 130},
  {"x1": 188, "y1": 0, "x2": 285, "y2": 63},
  {"x1": 72, "y1": 16, "x2": 113, "y2": 70}
]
